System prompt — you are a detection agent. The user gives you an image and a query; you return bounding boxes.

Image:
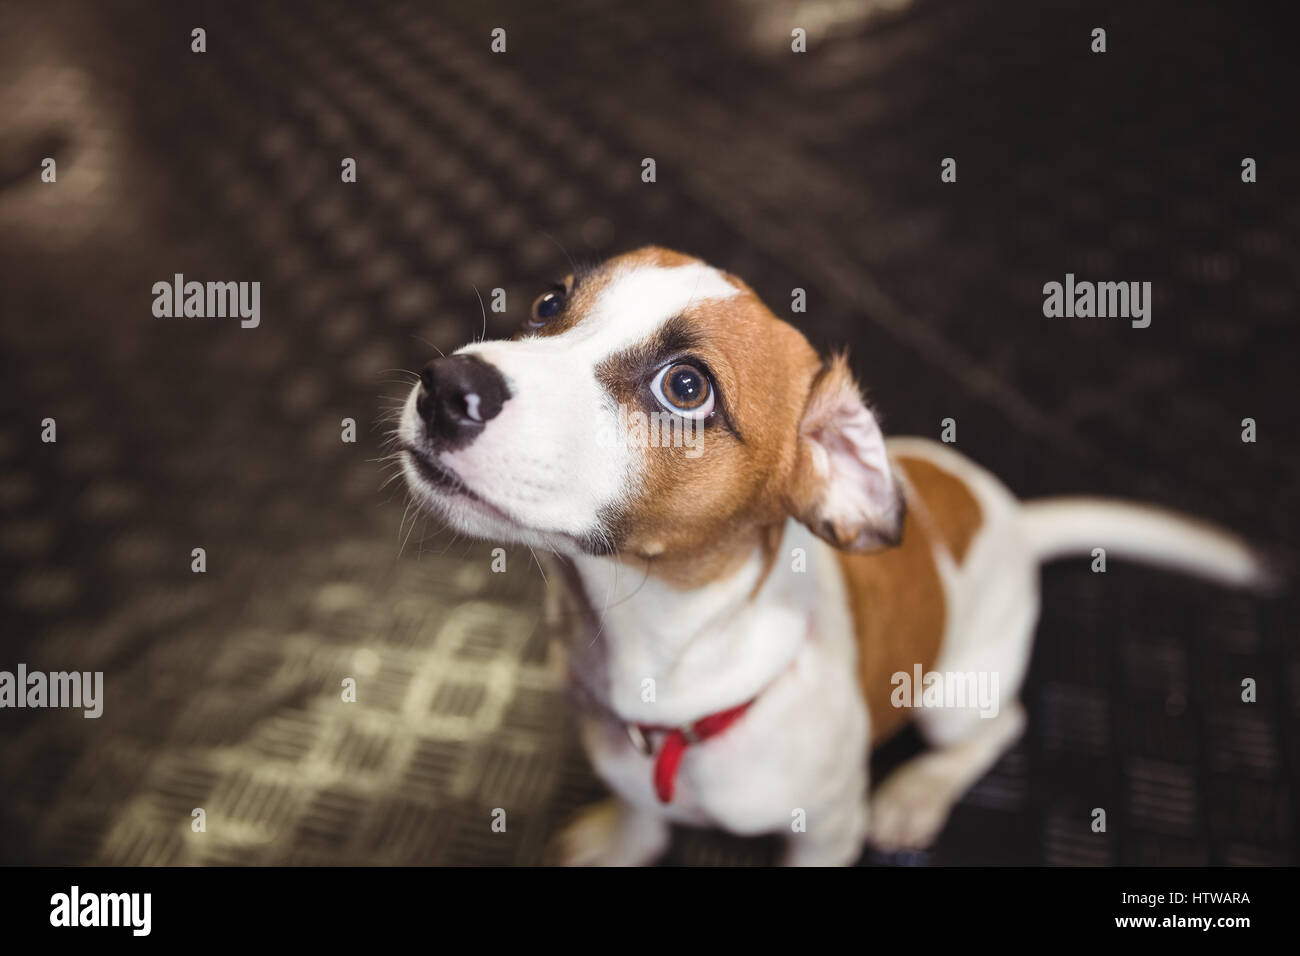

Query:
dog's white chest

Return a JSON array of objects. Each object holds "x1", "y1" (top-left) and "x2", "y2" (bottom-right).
[
  {"x1": 565, "y1": 520, "x2": 867, "y2": 834},
  {"x1": 578, "y1": 638, "x2": 867, "y2": 833}
]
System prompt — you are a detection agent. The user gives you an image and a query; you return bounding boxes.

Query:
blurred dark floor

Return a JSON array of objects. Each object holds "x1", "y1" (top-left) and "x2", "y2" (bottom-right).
[{"x1": 0, "y1": 0, "x2": 1297, "y2": 865}]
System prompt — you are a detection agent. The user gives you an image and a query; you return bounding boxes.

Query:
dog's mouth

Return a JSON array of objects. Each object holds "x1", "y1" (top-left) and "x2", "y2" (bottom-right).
[
  {"x1": 402, "y1": 444, "x2": 568, "y2": 542},
  {"x1": 401, "y1": 443, "x2": 608, "y2": 553},
  {"x1": 402, "y1": 443, "x2": 468, "y2": 496}
]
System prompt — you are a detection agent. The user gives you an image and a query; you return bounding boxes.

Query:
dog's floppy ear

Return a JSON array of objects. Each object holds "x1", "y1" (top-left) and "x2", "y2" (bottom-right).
[{"x1": 785, "y1": 353, "x2": 903, "y2": 552}]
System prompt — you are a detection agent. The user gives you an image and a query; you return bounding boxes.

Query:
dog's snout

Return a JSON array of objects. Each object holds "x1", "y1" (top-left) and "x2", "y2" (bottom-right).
[{"x1": 416, "y1": 354, "x2": 509, "y2": 446}]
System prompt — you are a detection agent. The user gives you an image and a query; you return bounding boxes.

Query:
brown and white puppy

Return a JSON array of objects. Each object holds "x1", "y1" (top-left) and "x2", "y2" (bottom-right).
[{"x1": 398, "y1": 247, "x2": 1270, "y2": 865}]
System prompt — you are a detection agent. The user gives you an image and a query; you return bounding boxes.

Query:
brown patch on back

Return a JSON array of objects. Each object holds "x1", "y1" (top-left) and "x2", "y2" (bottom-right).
[
  {"x1": 840, "y1": 455, "x2": 983, "y2": 745},
  {"x1": 838, "y1": 504, "x2": 946, "y2": 746},
  {"x1": 896, "y1": 456, "x2": 983, "y2": 564}
]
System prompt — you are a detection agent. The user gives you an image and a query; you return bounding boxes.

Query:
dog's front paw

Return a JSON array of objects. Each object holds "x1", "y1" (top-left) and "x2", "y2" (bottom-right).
[
  {"x1": 547, "y1": 799, "x2": 670, "y2": 867},
  {"x1": 867, "y1": 766, "x2": 955, "y2": 852}
]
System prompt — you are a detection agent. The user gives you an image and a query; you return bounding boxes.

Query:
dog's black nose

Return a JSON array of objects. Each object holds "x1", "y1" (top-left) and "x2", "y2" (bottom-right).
[{"x1": 417, "y1": 355, "x2": 510, "y2": 446}]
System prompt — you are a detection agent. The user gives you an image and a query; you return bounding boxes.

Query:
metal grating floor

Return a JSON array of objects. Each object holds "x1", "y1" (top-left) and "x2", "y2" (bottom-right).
[{"x1": 0, "y1": 0, "x2": 1296, "y2": 865}]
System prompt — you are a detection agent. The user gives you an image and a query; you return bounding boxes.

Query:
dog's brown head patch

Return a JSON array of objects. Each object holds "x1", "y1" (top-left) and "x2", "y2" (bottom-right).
[{"x1": 561, "y1": 248, "x2": 901, "y2": 586}]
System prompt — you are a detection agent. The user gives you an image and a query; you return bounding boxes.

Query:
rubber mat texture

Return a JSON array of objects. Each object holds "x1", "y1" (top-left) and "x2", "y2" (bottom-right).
[{"x1": 0, "y1": 0, "x2": 1296, "y2": 865}]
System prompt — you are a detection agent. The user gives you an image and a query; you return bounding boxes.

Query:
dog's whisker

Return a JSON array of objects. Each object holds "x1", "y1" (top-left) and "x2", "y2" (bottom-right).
[
  {"x1": 540, "y1": 230, "x2": 579, "y2": 280},
  {"x1": 471, "y1": 284, "x2": 487, "y2": 344},
  {"x1": 411, "y1": 333, "x2": 446, "y2": 359},
  {"x1": 528, "y1": 546, "x2": 550, "y2": 589},
  {"x1": 397, "y1": 497, "x2": 425, "y2": 559},
  {"x1": 396, "y1": 496, "x2": 416, "y2": 552},
  {"x1": 601, "y1": 555, "x2": 652, "y2": 611},
  {"x1": 585, "y1": 523, "x2": 623, "y2": 650},
  {"x1": 413, "y1": 514, "x2": 431, "y2": 559},
  {"x1": 435, "y1": 525, "x2": 462, "y2": 556}
]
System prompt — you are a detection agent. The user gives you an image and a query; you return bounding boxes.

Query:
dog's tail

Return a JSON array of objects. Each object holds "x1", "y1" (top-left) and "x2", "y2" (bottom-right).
[{"x1": 1019, "y1": 497, "x2": 1281, "y2": 592}]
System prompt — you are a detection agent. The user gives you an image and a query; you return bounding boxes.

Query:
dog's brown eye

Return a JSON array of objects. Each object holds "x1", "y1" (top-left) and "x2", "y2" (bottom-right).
[
  {"x1": 663, "y1": 365, "x2": 708, "y2": 408},
  {"x1": 528, "y1": 289, "x2": 565, "y2": 328},
  {"x1": 652, "y1": 362, "x2": 714, "y2": 420}
]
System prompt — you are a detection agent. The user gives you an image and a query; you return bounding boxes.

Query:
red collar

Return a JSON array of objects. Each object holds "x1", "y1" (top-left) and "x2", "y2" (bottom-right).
[
  {"x1": 570, "y1": 614, "x2": 814, "y2": 805},
  {"x1": 627, "y1": 700, "x2": 755, "y2": 803}
]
